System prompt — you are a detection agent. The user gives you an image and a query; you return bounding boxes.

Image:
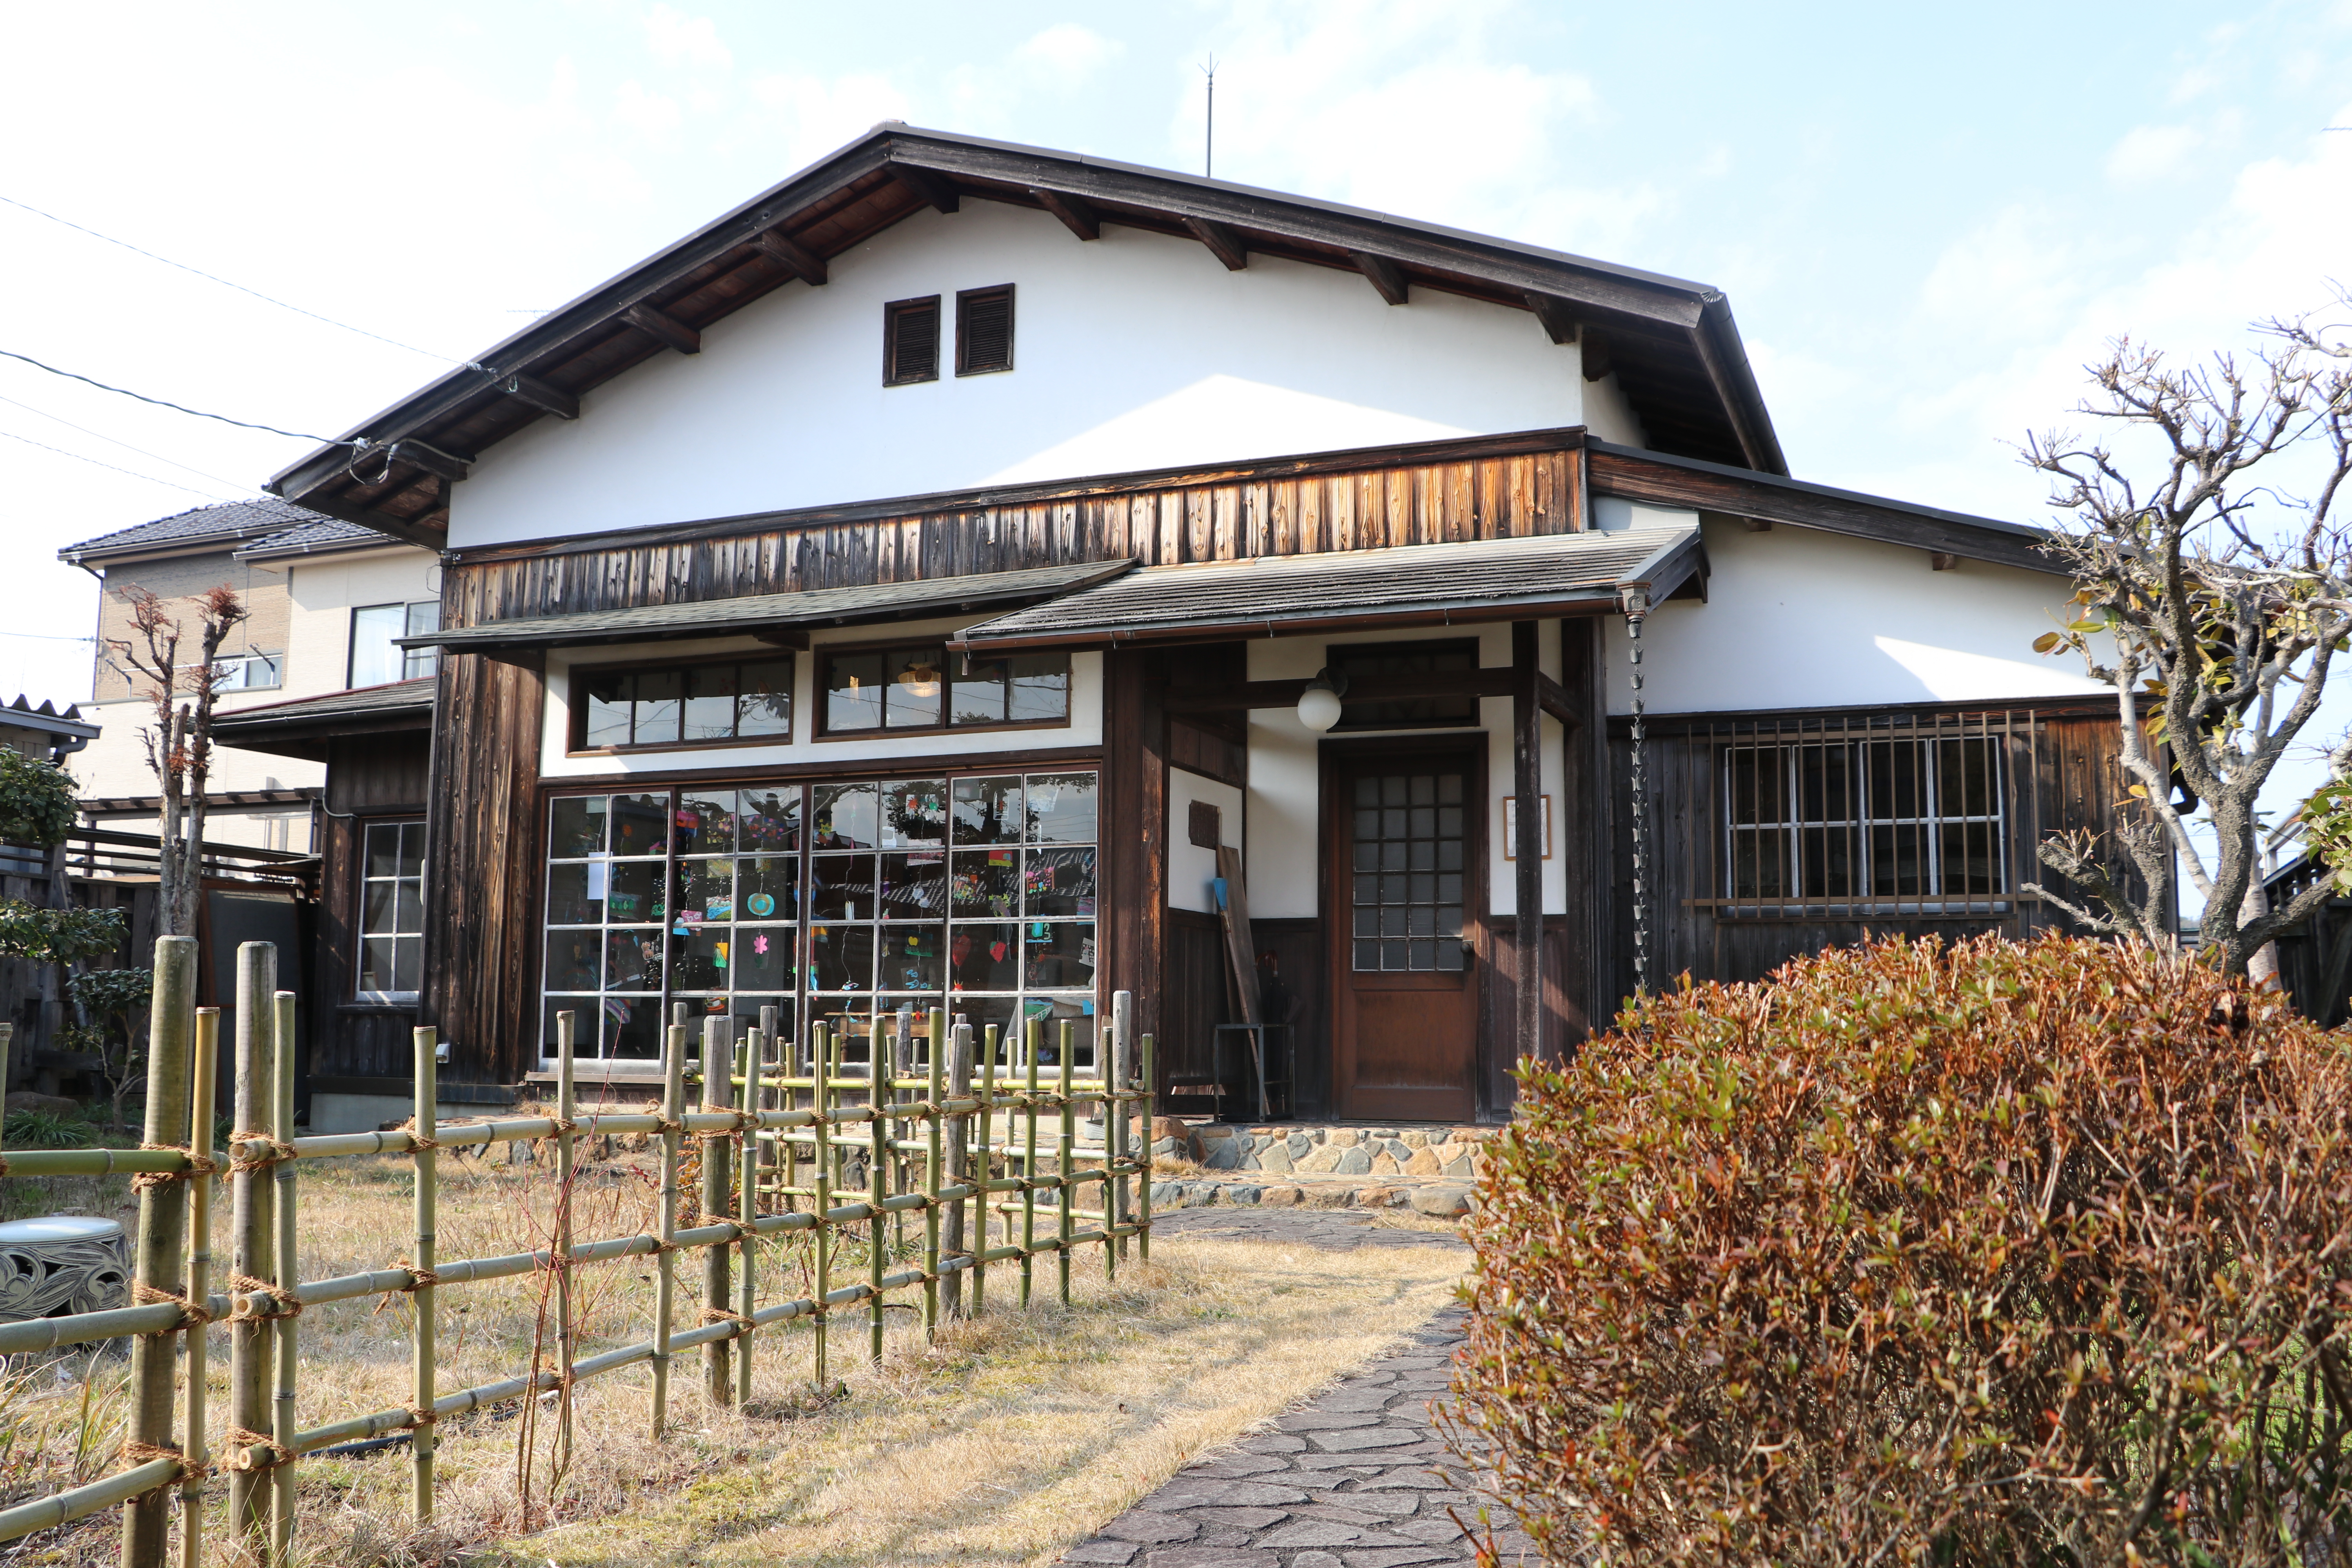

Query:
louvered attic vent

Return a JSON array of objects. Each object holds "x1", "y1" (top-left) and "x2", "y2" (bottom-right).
[
  {"x1": 884, "y1": 295, "x2": 940, "y2": 386},
  {"x1": 956, "y1": 285, "x2": 1015, "y2": 376}
]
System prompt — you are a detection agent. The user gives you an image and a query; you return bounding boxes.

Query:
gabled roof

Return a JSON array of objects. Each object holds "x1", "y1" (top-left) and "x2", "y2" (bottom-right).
[
  {"x1": 951, "y1": 528, "x2": 1705, "y2": 651},
  {"x1": 0, "y1": 695, "x2": 100, "y2": 742},
  {"x1": 264, "y1": 125, "x2": 1785, "y2": 551},
  {"x1": 58, "y1": 497, "x2": 319, "y2": 566}
]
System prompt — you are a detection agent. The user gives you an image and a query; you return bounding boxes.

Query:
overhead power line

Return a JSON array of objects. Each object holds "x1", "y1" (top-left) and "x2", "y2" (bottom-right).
[
  {"x1": 0, "y1": 348, "x2": 348, "y2": 445},
  {"x1": 0, "y1": 191, "x2": 474, "y2": 366},
  {"x1": 0, "y1": 392, "x2": 264, "y2": 495},
  {"x1": 0, "y1": 426, "x2": 237, "y2": 501}
]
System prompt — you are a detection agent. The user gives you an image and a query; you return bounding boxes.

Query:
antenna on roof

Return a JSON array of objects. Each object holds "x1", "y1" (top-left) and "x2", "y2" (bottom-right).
[{"x1": 1200, "y1": 57, "x2": 1218, "y2": 178}]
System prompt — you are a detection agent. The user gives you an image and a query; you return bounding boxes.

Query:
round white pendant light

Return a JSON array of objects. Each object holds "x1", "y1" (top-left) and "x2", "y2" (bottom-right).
[{"x1": 1296, "y1": 667, "x2": 1349, "y2": 733}]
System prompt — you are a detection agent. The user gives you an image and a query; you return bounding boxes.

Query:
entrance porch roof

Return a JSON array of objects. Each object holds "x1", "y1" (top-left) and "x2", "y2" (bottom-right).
[{"x1": 948, "y1": 526, "x2": 1703, "y2": 652}]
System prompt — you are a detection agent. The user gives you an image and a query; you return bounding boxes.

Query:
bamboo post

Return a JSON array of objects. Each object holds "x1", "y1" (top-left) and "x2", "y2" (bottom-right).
[
  {"x1": 1112, "y1": 990, "x2": 1133, "y2": 1264},
  {"x1": 0, "y1": 1024, "x2": 12, "y2": 1159},
  {"x1": 408, "y1": 1024, "x2": 436, "y2": 1525},
  {"x1": 923, "y1": 1008, "x2": 943, "y2": 1336},
  {"x1": 757, "y1": 1005, "x2": 780, "y2": 1201},
  {"x1": 736, "y1": 1027, "x2": 758, "y2": 1408},
  {"x1": 974, "y1": 1024, "x2": 994, "y2": 1318},
  {"x1": 122, "y1": 934, "x2": 194, "y2": 1568},
  {"x1": 181, "y1": 1006, "x2": 219, "y2": 1568},
  {"x1": 701, "y1": 1015, "x2": 733, "y2": 1406},
  {"x1": 227, "y1": 944, "x2": 274, "y2": 1557},
  {"x1": 942, "y1": 1018, "x2": 971, "y2": 1319},
  {"x1": 1138, "y1": 1033, "x2": 1154, "y2": 1264},
  {"x1": 267, "y1": 990, "x2": 297, "y2": 1564},
  {"x1": 869, "y1": 1016, "x2": 890, "y2": 1364},
  {"x1": 1057, "y1": 1020, "x2": 1075, "y2": 1307},
  {"x1": 652, "y1": 1013, "x2": 684, "y2": 1437},
  {"x1": 811, "y1": 1021, "x2": 831, "y2": 1393},
  {"x1": 1020, "y1": 1019, "x2": 1038, "y2": 1309},
  {"x1": 554, "y1": 1011, "x2": 577, "y2": 1468}
]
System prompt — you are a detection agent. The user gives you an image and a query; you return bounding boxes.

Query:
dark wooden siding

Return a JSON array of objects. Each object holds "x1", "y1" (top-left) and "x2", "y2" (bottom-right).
[
  {"x1": 1606, "y1": 702, "x2": 2151, "y2": 1006},
  {"x1": 418, "y1": 653, "x2": 545, "y2": 1084},
  {"x1": 439, "y1": 444, "x2": 1586, "y2": 631}
]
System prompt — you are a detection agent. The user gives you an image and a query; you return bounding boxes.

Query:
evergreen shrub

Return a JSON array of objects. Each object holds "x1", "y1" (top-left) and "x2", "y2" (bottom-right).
[{"x1": 1446, "y1": 933, "x2": 2352, "y2": 1566}]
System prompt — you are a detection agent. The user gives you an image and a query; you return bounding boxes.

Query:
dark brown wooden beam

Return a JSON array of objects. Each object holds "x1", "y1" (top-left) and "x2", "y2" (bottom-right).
[
  {"x1": 1183, "y1": 216, "x2": 1249, "y2": 271},
  {"x1": 622, "y1": 303, "x2": 701, "y2": 355},
  {"x1": 1535, "y1": 671, "x2": 1577, "y2": 728},
  {"x1": 1350, "y1": 251, "x2": 1409, "y2": 305},
  {"x1": 1031, "y1": 187, "x2": 1101, "y2": 240},
  {"x1": 750, "y1": 627, "x2": 811, "y2": 649},
  {"x1": 890, "y1": 164, "x2": 961, "y2": 214},
  {"x1": 1511, "y1": 619, "x2": 1544, "y2": 1065},
  {"x1": 386, "y1": 440, "x2": 470, "y2": 483},
  {"x1": 1524, "y1": 292, "x2": 1578, "y2": 345},
  {"x1": 1582, "y1": 329, "x2": 1613, "y2": 382},
  {"x1": 1930, "y1": 552, "x2": 1960, "y2": 571},
  {"x1": 497, "y1": 372, "x2": 579, "y2": 420},
  {"x1": 751, "y1": 230, "x2": 828, "y2": 285}
]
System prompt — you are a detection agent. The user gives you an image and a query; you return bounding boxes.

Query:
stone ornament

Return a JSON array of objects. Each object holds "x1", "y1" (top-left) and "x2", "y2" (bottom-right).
[{"x1": 0, "y1": 1215, "x2": 131, "y2": 1322}]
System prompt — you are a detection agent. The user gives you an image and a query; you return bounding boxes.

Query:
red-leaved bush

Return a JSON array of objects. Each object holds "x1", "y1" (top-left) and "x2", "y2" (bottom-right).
[{"x1": 1445, "y1": 933, "x2": 2352, "y2": 1566}]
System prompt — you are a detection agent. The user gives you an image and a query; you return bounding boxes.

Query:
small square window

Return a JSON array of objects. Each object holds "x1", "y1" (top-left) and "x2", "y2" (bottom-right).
[
  {"x1": 884, "y1": 296, "x2": 940, "y2": 386},
  {"x1": 956, "y1": 285, "x2": 1014, "y2": 376}
]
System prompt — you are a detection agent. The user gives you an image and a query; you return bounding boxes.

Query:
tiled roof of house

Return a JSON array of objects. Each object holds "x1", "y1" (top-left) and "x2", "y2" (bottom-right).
[
  {"x1": 234, "y1": 517, "x2": 389, "y2": 560},
  {"x1": 57, "y1": 497, "x2": 319, "y2": 564}
]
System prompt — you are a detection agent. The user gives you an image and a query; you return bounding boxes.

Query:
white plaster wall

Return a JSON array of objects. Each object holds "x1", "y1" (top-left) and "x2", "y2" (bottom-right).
[
  {"x1": 1582, "y1": 370, "x2": 1647, "y2": 447},
  {"x1": 280, "y1": 547, "x2": 441, "y2": 694},
  {"x1": 1167, "y1": 767, "x2": 1245, "y2": 913},
  {"x1": 1607, "y1": 517, "x2": 2103, "y2": 714},
  {"x1": 452, "y1": 203, "x2": 1599, "y2": 548},
  {"x1": 1244, "y1": 623, "x2": 1567, "y2": 921},
  {"x1": 539, "y1": 613, "x2": 1102, "y2": 779}
]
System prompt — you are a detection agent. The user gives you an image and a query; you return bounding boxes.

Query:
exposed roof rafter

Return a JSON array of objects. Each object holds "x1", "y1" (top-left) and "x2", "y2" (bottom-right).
[
  {"x1": 1030, "y1": 187, "x2": 1101, "y2": 241},
  {"x1": 1183, "y1": 215, "x2": 1249, "y2": 271},
  {"x1": 751, "y1": 229, "x2": 828, "y2": 285},
  {"x1": 1350, "y1": 250, "x2": 1410, "y2": 305},
  {"x1": 622, "y1": 302, "x2": 701, "y2": 355}
]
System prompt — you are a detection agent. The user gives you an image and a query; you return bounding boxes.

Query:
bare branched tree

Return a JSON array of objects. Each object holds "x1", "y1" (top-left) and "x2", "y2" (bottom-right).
[
  {"x1": 2023, "y1": 305, "x2": 2352, "y2": 975},
  {"x1": 106, "y1": 583, "x2": 249, "y2": 937}
]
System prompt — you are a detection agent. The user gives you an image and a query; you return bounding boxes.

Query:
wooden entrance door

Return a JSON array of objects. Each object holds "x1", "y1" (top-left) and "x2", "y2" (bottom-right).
[{"x1": 1328, "y1": 744, "x2": 1482, "y2": 1121}]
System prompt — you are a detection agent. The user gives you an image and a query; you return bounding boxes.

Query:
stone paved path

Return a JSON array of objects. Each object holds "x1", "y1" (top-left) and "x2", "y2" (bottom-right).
[{"x1": 1060, "y1": 1209, "x2": 1535, "y2": 1568}]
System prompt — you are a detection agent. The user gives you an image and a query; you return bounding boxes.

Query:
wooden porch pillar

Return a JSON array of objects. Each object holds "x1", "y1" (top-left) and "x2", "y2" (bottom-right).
[
  {"x1": 1511, "y1": 621, "x2": 1544, "y2": 1065},
  {"x1": 1104, "y1": 647, "x2": 1169, "y2": 1085}
]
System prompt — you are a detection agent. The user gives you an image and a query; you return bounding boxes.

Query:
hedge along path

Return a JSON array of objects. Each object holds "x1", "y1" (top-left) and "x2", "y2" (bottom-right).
[{"x1": 0, "y1": 938, "x2": 1156, "y2": 1568}]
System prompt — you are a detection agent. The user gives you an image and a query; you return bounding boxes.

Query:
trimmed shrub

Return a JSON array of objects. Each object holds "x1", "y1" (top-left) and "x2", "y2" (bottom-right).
[{"x1": 1446, "y1": 933, "x2": 2352, "y2": 1566}]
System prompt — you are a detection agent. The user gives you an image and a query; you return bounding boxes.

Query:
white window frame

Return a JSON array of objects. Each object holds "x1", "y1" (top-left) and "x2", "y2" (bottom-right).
[
  {"x1": 350, "y1": 601, "x2": 442, "y2": 687},
  {"x1": 357, "y1": 819, "x2": 426, "y2": 1003}
]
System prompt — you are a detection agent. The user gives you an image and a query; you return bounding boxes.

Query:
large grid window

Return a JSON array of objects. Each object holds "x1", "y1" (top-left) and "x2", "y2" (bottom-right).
[
  {"x1": 541, "y1": 769, "x2": 1097, "y2": 1070},
  {"x1": 358, "y1": 821, "x2": 425, "y2": 1000},
  {"x1": 1725, "y1": 735, "x2": 2005, "y2": 910},
  {"x1": 542, "y1": 788, "x2": 803, "y2": 1060}
]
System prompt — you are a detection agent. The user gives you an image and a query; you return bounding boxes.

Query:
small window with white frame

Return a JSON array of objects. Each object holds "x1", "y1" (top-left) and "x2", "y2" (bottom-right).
[
  {"x1": 358, "y1": 820, "x2": 426, "y2": 1000},
  {"x1": 350, "y1": 602, "x2": 441, "y2": 687},
  {"x1": 213, "y1": 652, "x2": 283, "y2": 691}
]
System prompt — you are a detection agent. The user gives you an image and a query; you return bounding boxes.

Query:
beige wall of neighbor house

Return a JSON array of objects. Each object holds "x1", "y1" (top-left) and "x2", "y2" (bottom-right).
[{"x1": 71, "y1": 539, "x2": 439, "y2": 853}]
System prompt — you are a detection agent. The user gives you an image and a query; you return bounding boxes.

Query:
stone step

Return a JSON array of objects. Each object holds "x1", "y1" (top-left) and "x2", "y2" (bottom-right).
[
  {"x1": 1169, "y1": 1121, "x2": 1495, "y2": 1181},
  {"x1": 1149, "y1": 1174, "x2": 1478, "y2": 1219}
]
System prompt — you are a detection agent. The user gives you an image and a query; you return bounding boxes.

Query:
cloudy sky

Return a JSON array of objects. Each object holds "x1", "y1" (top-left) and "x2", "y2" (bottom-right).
[{"x1": 5, "y1": 0, "x2": 2351, "y2": 724}]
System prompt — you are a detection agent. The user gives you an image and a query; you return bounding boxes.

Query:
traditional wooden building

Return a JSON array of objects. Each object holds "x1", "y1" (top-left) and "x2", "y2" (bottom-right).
[{"x1": 225, "y1": 126, "x2": 2131, "y2": 1132}]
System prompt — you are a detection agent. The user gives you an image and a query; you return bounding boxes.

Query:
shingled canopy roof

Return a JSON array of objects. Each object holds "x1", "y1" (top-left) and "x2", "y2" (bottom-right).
[{"x1": 265, "y1": 125, "x2": 1784, "y2": 552}]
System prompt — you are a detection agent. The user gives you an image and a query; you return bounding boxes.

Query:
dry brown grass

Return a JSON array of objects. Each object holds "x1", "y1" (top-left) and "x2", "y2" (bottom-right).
[{"x1": 4, "y1": 1149, "x2": 1462, "y2": 1568}]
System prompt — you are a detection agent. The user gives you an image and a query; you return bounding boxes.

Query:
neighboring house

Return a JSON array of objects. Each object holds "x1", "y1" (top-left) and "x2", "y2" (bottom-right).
[
  {"x1": 0, "y1": 696, "x2": 102, "y2": 1083},
  {"x1": 247, "y1": 126, "x2": 2134, "y2": 1134},
  {"x1": 56, "y1": 499, "x2": 441, "y2": 855}
]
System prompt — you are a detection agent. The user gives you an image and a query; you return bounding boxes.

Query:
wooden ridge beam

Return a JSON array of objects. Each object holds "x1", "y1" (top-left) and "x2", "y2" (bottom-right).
[
  {"x1": 1183, "y1": 216, "x2": 1249, "y2": 272},
  {"x1": 496, "y1": 372, "x2": 579, "y2": 420},
  {"x1": 1524, "y1": 292, "x2": 1578, "y2": 345},
  {"x1": 1030, "y1": 188, "x2": 1101, "y2": 241},
  {"x1": 751, "y1": 230, "x2": 828, "y2": 286},
  {"x1": 623, "y1": 303, "x2": 701, "y2": 355},
  {"x1": 889, "y1": 163, "x2": 961, "y2": 214},
  {"x1": 1350, "y1": 250, "x2": 1410, "y2": 305}
]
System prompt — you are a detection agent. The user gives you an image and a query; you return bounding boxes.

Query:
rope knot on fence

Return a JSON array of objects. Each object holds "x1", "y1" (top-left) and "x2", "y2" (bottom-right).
[
  {"x1": 402, "y1": 1267, "x2": 443, "y2": 1292},
  {"x1": 404, "y1": 1405, "x2": 439, "y2": 1428},
  {"x1": 392, "y1": 1117, "x2": 441, "y2": 1151},
  {"x1": 131, "y1": 1282, "x2": 212, "y2": 1332},
  {"x1": 699, "y1": 1307, "x2": 755, "y2": 1334},
  {"x1": 226, "y1": 1272, "x2": 302, "y2": 1321},
  {"x1": 228, "y1": 1130, "x2": 296, "y2": 1170},
  {"x1": 129, "y1": 1143, "x2": 217, "y2": 1190},
  {"x1": 220, "y1": 1427, "x2": 292, "y2": 1472}
]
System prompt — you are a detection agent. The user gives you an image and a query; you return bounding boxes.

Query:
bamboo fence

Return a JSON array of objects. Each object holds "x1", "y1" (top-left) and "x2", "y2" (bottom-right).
[{"x1": 0, "y1": 938, "x2": 1155, "y2": 1568}]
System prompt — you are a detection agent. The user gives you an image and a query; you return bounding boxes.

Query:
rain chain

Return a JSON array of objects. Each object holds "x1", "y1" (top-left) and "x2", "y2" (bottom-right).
[{"x1": 1624, "y1": 589, "x2": 1652, "y2": 996}]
